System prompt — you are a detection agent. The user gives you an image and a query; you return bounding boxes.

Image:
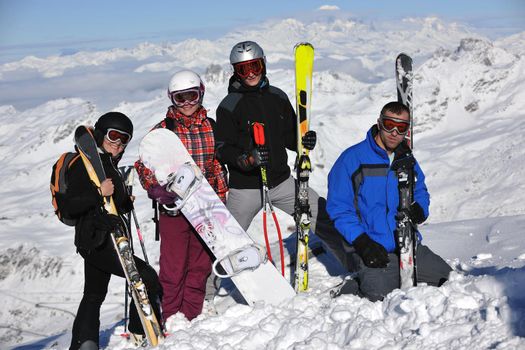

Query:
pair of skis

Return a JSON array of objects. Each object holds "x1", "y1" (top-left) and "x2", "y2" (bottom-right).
[
  {"x1": 293, "y1": 43, "x2": 314, "y2": 292},
  {"x1": 118, "y1": 166, "x2": 150, "y2": 340},
  {"x1": 395, "y1": 53, "x2": 417, "y2": 289}
]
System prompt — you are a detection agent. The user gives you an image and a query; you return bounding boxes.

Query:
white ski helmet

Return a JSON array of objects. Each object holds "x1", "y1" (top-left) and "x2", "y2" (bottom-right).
[
  {"x1": 229, "y1": 41, "x2": 265, "y2": 65},
  {"x1": 167, "y1": 70, "x2": 205, "y2": 105}
]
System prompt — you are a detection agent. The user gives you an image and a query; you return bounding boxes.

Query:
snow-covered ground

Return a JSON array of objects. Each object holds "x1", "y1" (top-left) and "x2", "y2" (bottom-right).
[{"x1": 0, "y1": 16, "x2": 524, "y2": 349}]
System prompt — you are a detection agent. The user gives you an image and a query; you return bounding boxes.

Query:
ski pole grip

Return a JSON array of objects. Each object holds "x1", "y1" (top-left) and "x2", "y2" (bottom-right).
[{"x1": 252, "y1": 122, "x2": 265, "y2": 146}]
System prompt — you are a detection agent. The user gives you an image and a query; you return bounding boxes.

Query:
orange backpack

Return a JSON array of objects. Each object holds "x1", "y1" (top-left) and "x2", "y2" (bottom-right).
[{"x1": 50, "y1": 152, "x2": 81, "y2": 226}]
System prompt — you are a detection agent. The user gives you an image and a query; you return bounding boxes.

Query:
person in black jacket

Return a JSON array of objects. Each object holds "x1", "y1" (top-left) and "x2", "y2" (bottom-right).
[
  {"x1": 215, "y1": 41, "x2": 338, "y2": 261},
  {"x1": 65, "y1": 112, "x2": 162, "y2": 350}
]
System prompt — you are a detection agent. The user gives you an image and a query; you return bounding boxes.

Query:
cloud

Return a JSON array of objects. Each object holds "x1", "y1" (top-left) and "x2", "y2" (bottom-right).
[{"x1": 318, "y1": 5, "x2": 340, "y2": 11}]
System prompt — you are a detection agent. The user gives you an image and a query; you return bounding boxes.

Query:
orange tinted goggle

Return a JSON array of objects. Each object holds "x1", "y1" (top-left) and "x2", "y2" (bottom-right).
[
  {"x1": 233, "y1": 59, "x2": 264, "y2": 79},
  {"x1": 379, "y1": 115, "x2": 410, "y2": 135}
]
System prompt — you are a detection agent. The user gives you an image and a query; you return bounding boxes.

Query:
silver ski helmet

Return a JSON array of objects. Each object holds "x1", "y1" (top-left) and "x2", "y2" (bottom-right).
[
  {"x1": 167, "y1": 70, "x2": 205, "y2": 107},
  {"x1": 229, "y1": 41, "x2": 266, "y2": 78}
]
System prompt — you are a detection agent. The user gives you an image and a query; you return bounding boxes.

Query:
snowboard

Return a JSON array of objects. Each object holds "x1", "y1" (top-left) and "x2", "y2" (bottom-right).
[
  {"x1": 74, "y1": 126, "x2": 164, "y2": 347},
  {"x1": 293, "y1": 42, "x2": 314, "y2": 292},
  {"x1": 138, "y1": 128, "x2": 296, "y2": 306}
]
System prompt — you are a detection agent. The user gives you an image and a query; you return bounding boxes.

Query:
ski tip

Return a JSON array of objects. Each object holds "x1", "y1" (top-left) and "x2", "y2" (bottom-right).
[
  {"x1": 74, "y1": 125, "x2": 94, "y2": 139},
  {"x1": 294, "y1": 42, "x2": 314, "y2": 50},
  {"x1": 396, "y1": 53, "x2": 413, "y2": 62},
  {"x1": 74, "y1": 125, "x2": 86, "y2": 137}
]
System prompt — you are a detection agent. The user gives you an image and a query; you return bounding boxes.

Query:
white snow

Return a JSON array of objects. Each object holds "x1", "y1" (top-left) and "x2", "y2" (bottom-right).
[{"x1": 1, "y1": 15, "x2": 524, "y2": 350}]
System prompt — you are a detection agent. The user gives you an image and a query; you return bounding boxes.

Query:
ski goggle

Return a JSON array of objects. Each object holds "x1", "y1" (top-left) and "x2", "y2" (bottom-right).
[
  {"x1": 105, "y1": 128, "x2": 131, "y2": 145},
  {"x1": 379, "y1": 115, "x2": 410, "y2": 135},
  {"x1": 169, "y1": 88, "x2": 201, "y2": 107},
  {"x1": 233, "y1": 58, "x2": 264, "y2": 79}
]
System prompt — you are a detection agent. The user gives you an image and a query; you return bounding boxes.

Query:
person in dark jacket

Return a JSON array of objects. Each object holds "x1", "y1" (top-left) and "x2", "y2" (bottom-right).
[
  {"x1": 215, "y1": 41, "x2": 338, "y2": 261},
  {"x1": 326, "y1": 101, "x2": 451, "y2": 301},
  {"x1": 66, "y1": 112, "x2": 162, "y2": 350}
]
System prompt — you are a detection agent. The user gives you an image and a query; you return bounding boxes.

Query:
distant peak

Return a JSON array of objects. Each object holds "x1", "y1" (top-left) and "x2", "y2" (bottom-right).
[{"x1": 318, "y1": 5, "x2": 340, "y2": 11}]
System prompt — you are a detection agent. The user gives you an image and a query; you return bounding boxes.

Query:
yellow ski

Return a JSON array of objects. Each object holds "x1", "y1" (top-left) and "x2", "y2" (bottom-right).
[{"x1": 294, "y1": 43, "x2": 314, "y2": 292}]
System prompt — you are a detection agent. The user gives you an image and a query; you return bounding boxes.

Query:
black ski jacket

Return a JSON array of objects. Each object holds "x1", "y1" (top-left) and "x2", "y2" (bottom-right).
[
  {"x1": 64, "y1": 152, "x2": 133, "y2": 250},
  {"x1": 216, "y1": 76, "x2": 297, "y2": 189}
]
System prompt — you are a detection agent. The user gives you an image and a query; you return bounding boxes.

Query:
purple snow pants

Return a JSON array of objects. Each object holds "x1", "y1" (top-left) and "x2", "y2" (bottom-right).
[{"x1": 159, "y1": 213, "x2": 211, "y2": 321}]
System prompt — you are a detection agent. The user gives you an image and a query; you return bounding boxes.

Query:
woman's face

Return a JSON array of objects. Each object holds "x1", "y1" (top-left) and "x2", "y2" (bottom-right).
[
  {"x1": 177, "y1": 103, "x2": 200, "y2": 116},
  {"x1": 101, "y1": 136, "x2": 126, "y2": 157}
]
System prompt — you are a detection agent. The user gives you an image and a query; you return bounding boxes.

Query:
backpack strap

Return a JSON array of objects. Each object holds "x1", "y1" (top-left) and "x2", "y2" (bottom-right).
[
  {"x1": 52, "y1": 153, "x2": 79, "y2": 193},
  {"x1": 164, "y1": 116, "x2": 176, "y2": 131}
]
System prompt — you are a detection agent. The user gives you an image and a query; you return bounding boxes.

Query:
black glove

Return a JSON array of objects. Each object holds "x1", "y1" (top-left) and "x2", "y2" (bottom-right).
[
  {"x1": 236, "y1": 146, "x2": 269, "y2": 171},
  {"x1": 93, "y1": 210, "x2": 122, "y2": 233},
  {"x1": 393, "y1": 140, "x2": 411, "y2": 158},
  {"x1": 353, "y1": 233, "x2": 389, "y2": 268},
  {"x1": 391, "y1": 153, "x2": 415, "y2": 172},
  {"x1": 254, "y1": 146, "x2": 269, "y2": 166},
  {"x1": 301, "y1": 130, "x2": 317, "y2": 150},
  {"x1": 397, "y1": 202, "x2": 427, "y2": 225}
]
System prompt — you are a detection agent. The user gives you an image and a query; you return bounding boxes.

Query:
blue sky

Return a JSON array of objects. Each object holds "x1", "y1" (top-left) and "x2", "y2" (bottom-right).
[{"x1": 1, "y1": 0, "x2": 524, "y2": 62}]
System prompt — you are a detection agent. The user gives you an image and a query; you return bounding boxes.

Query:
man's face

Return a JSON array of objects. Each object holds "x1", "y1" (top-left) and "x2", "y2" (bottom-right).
[
  {"x1": 377, "y1": 110, "x2": 410, "y2": 151},
  {"x1": 242, "y1": 73, "x2": 262, "y2": 87},
  {"x1": 233, "y1": 58, "x2": 264, "y2": 87}
]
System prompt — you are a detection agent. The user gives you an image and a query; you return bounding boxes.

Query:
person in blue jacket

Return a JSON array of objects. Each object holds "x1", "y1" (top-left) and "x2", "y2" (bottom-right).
[{"x1": 326, "y1": 101, "x2": 451, "y2": 301}]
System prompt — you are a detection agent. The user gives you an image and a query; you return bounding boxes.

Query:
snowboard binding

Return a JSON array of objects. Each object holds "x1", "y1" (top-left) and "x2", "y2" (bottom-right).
[
  {"x1": 162, "y1": 162, "x2": 203, "y2": 213},
  {"x1": 212, "y1": 244, "x2": 268, "y2": 278}
]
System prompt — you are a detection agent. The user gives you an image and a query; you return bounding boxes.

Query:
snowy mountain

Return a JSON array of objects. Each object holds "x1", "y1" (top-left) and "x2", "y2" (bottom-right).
[{"x1": 0, "y1": 16, "x2": 524, "y2": 349}]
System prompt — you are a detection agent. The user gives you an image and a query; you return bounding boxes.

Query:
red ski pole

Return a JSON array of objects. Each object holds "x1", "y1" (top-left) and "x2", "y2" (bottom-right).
[{"x1": 252, "y1": 122, "x2": 285, "y2": 276}]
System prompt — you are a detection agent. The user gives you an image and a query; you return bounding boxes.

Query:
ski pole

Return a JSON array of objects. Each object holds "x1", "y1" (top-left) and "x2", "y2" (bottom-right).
[
  {"x1": 130, "y1": 208, "x2": 149, "y2": 265},
  {"x1": 252, "y1": 122, "x2": 285, "y2": 276},
  {"x1": 119, "y1": 165, "x2": 150, "y2": 265}
]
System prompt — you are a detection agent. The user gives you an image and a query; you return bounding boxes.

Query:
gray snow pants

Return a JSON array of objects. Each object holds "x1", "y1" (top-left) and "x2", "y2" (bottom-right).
[
  {"x1": 326, "y1": 230, "x2": 453, "y2": 302},
  {"x1": 226, "y1": 175, "x2": 339, "y2": 244},
  {"x1": 357, "y1": 245, "x2": 452, "y2": 301}
]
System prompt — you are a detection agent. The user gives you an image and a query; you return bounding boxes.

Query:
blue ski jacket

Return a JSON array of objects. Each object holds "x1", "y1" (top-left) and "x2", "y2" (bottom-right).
[{"x1": 327, "y1": 125, "x2": 430, "y2": 253}]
